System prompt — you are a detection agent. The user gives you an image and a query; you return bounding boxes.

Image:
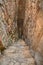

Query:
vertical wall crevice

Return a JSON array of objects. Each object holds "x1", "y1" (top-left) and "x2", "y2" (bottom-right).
[{"x1": 17, "y1": 0, "x2": 26, "y2": 38}]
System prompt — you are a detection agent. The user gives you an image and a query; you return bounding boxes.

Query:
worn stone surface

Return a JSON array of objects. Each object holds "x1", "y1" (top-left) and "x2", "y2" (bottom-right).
[{"x1": 0, "y1": 40, "x2": 35, "y2": 65}]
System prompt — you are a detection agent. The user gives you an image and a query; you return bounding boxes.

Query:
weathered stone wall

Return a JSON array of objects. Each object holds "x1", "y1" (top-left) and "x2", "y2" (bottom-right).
[
  {"x1": 23, "y1": 0, "x2": 43, "y2": 51},
  {"x1": 23, "y1": 0, "x2": 38, "y2": 46},
  {"x1": 0, "y1": 0, "x2": 19, "y2": 47},
  {"x1": 23, "y1": 1, "x2": 43, "y2": 65}
]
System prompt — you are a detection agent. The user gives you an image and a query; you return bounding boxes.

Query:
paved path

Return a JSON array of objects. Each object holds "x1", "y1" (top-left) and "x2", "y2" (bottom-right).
[{"x1": 0, "y1": 39, "x2": 35, "y2": 65}]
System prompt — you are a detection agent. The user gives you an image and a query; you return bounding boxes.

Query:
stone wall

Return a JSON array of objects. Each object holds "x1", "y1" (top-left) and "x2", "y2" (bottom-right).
[
  {"x1": 23, "y1": 0, "x2": 43, "y2": 51},
  {"x1": 23, "y1": 0, "x2": 38, "y2": 46},
  {"x1": 0, "y1": 0, "x2": 19, "y2": 47}
]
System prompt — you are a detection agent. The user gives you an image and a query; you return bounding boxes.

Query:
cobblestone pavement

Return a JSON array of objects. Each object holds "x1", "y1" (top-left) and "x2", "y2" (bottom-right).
[{"x1": 0, "y1": 39, "x2": 35, "y2": 65}]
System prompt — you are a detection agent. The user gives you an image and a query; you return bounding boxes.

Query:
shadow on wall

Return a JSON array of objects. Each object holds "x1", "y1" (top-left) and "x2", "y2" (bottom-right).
[{"x1": 17, "y1": 0, "x2": 26, "y2": 39}]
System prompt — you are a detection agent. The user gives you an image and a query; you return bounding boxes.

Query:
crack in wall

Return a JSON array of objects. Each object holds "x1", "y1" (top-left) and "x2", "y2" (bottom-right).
[{"x1": 17, "y1": 0, "x2": 26, "y2": 38}]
